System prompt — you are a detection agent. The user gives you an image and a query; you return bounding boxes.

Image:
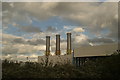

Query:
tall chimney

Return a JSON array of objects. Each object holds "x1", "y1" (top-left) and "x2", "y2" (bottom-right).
[
  {"x1": 55, "y1": 34, "x2": 61, "y2": 55},
  {"x1": 67, "y1": 33, "x2": 72, "y2": 55},
  {"x1": 45, "y1": 36, "x2": 50, "y2": 56}
]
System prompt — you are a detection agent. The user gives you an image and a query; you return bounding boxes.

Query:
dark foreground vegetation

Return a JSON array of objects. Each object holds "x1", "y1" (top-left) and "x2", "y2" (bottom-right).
[{"x1": 2, "y1": 51, "x2": 120, "y2": 79}]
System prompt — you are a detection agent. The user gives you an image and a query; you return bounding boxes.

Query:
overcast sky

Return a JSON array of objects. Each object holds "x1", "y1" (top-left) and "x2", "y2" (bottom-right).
[{"x1": 1, "y1": 2, "x2": 118, "y2": 61}]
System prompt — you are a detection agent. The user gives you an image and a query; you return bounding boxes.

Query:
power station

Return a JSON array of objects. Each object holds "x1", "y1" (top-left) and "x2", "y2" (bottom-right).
[
  {"x1": 38, "y1": 32, "x2": 118, "y2": 66},
  {"x1": 38, "y1": 33, "x2": 73, "y2": 65},
  {"x1": 45, "y1": 33, "x2": 72, "y2": 56}
]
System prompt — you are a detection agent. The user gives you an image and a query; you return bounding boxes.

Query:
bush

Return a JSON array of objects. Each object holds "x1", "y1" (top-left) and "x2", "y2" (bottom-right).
[{"x1": 2, "y1": 52, "x2": 120, "y2": 79}]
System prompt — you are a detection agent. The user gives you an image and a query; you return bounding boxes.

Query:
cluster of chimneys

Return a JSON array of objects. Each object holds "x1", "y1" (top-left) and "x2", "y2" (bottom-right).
[{"x1": 45, "y1": 33, "x2": 72, "y2": 56}]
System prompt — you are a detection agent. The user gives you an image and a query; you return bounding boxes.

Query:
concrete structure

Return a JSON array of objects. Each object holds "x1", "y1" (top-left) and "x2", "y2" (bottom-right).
[
  {"x1": 38, "y1": 54, "x2": 73, "y2": 66},
  {"x1": 73, "y1": 43, "x2": 118, "y2": 66},
  {"x1": 55, "y1": 34, "x2": 61, "y2": 55},
  {"x1": 67, "y1": 33, "x2": 72, "y2": 55},
  {"x1": 38, "y1": 32, "x2": 118, "y2": 67},
  {"x1": 38, "y1": 43, "x2": 118, "y2": 66},
  {"x1": 74, "y1": 43, "x2": 118, "y2": 57},
  {"x1": 45, "y1": 36, "x2": 50, "y2": 56}
]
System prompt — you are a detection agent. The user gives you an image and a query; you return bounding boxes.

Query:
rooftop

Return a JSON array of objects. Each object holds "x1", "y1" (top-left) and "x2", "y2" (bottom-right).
[{"x1": 74, "y1": 43, "x2": 118, "y2": 57}]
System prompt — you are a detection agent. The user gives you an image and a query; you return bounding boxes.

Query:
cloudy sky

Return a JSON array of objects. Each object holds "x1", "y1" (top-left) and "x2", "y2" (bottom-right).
[{"x1": 1, "y1": 1, "x2": 118, "y2": 61}]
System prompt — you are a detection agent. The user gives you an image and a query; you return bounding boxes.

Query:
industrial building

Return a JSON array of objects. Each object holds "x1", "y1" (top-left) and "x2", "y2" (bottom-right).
[
  {"x1": 38, "y1": 33, "x2": 73, "y2": 65},
  {"x1": 38, "y1": 33, "x2": 118, "y2": 66},
  {"x1": 73, "y1": 43, "x2": 118, "y2": 66}
]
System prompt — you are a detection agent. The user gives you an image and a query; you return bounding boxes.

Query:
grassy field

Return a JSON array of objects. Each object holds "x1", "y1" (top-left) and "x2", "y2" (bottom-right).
[{"x1": 2, "y1": 51, "x2": 120, "y2": 79}]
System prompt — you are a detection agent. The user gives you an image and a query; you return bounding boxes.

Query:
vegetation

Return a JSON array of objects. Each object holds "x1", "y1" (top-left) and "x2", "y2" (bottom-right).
[{"x1": 2, "y1": 51, "x2": 120, "y2": 79}]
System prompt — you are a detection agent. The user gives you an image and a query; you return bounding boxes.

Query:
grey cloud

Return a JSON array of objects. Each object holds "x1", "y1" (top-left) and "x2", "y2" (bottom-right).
[
  {"x1": 106, "y1": 18, "x2": 118, "y2": 39},
  {"x1": 13, "y1": 38, "x2": 25, "y2": 44},
  {"x1": 61, "y1": 39, "x2": 66, "y2": 42},
  {"x1": 2, "y1": 2, "x2": 13, "y2": 11},
  {"x1": 2, "y1": 33, "x2": 46, "y2": 58},
  {"x1": 72, "y1": 40, "x2": 90, "y2": 49},
  {"x1": 27, "y1": 39, "x2": 45, "y2": 45},
  {"x1": 3, "y1": 33, "x2": 46, "y2": 46},
  {"x1": 19, "y1": 26, "x2": 42, "y2": 33},
  {"x1": 72, "y1": 42, "x2": 90, "y2": 49},
  {"x1": 2, "y1": 2, "x2": 118, "y2": 40},
  {"x1": 2, "y1": 33, "x2": 20, "y2": 43},
  {"x1": 46, "y1": 26, "x2": 57, "y2": 32},
  {"x1": 13, "y1": 38, "x2": 45, "y2": 45},
  {"x1": 2, "y1": 40, "x2": 45, "y2": 55},
  {"x1": 0, "y1": 2, "x2": 2, "y2": 21},
  {"x1": 2, "y1": 46, "x2": 18, "y2": 55},
  {"x1": 88, "y1": 37, "x2": 114, "y2": 43},
  {"x1": 2, "y1": 2, "x2": 36, "y2": 29},
  {"x1": 53, "y1": 2, "x2": 118, "y2": 39},
  {"x1": 9, "y1": 2, "x2": 55, "y2": 20}
]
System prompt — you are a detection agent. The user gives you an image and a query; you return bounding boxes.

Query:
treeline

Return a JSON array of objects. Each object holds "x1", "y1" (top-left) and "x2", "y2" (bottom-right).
[{"x1": 2, "y1": 51, "x2": 120, "y2": 79}]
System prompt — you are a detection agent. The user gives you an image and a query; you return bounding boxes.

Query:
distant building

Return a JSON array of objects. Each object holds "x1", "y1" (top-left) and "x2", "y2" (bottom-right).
[
  {"x1": 38, "y1": 33, "x2": 118, "y2": 66},
  {"x1": 38, "y1": 54, "x2": 73, "y2": 66},
  {"x1": 73, "y1": 43, "x2": 118, "y2": 66},
  {"x1": 38, "y1": 43, "x2": 118, "y2": 66}
]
